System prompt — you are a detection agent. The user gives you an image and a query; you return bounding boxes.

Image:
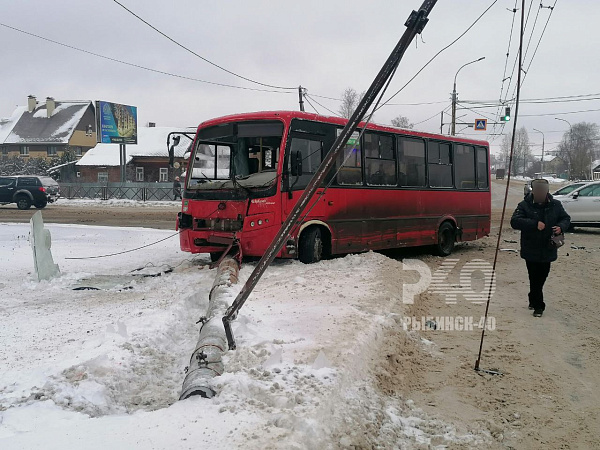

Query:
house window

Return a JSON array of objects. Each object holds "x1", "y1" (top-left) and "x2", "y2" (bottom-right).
[
  {"x1": 20, "y1": 146, "x2": 30, "y2": 156},
  {"x1": 74, "y1": 147, "x2": 82, "y2": 156},
  {"x1": 159, "y1": 168, "x2": 168, "y2": 182},
  {"x1": 136, "y1": 167, "x2": 144, "y2": 181},
  {"x1": 98, "y1": 172, "x2": 109, "y2": 183},
  {"x1": 48, "y1": 146, "x2": 58, "y2": 156},
  {"x1": 76, "y1": 172, "x2": 81, "y2": 178},
  {"x1": 1, "y1": 146, "x2": 7, "y2": 156}
]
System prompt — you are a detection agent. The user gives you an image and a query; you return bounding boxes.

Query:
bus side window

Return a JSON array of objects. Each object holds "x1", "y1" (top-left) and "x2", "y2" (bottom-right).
[
  {"x1": 288, "y1": 137, "x2": 322, "y2": 190},
  {"x1": 428, "y1": 142, "x2": 453, "y2": 188},
  {"x1": 476, "y1": 147, "x2": 489, "y2": 189},
  {"x1": 365, "y1": 133, "x2": 396, "y2": 186},
  {"x1": 336, "y1": 133, "x2": 363, "y2": 186},
  {"x1": 398, "y1": 137, "x2": 426, "y2": 187},
  {"x1": 454, "y1": 144, "x2": 476, "y2": 189}
]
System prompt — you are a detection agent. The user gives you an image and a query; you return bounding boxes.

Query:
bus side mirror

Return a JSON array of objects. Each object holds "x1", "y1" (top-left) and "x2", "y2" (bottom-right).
[{"x1": 291, "y1": 150, "x2": 303, "y2": 177}]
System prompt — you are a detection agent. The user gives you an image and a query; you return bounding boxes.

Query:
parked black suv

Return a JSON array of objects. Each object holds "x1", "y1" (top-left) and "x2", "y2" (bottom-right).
[{"x1": 0, "y1": 176, "x2": 60, "y2": 210}]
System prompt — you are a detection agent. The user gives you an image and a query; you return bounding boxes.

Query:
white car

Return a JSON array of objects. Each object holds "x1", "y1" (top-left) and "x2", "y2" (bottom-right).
[
  {"x1": 552, "y1": 181, "x2": 592, "y2": 200},
  {"x1": 559, "y1": 181, "x2": 600, "y2": 227}
]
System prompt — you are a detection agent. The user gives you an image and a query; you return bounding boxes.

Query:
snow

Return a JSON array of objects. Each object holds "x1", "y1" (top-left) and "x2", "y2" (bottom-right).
[
  {"x1": 0, "y1": 222, "x2": 484, "y2": 448},
  {"x1": 511, "y1": 175, "x2": 566, "y2": 184},
  {"x1": 0, "y1": 106, "x2": 26, "y2": 144},
  {"x1": 55, "y1": 198, "x2": 181, "y2": 208}
]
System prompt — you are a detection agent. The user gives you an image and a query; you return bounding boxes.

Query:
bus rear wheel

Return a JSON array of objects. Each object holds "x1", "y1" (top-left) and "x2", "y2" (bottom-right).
[
  {"x1": 434, "y1": 222, "x2": 455, "y2": 256},
  {"x1": 299, "y1": 227, "x2": 324, "y2": 264}
]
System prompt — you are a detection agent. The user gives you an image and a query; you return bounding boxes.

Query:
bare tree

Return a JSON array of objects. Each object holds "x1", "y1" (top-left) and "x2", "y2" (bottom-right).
[
  {"x1": 391, "y1": 115, "x2": 414, "y2": 129},
  {"x1": 557, "y1": 122, "x2": 600, "y2": 180},
  {"x1": 499, "y1": 127, "x2": 531, "y2": 175},
  {"x1": 337, "y1": 88, "x2": 368, "y2": 119}
]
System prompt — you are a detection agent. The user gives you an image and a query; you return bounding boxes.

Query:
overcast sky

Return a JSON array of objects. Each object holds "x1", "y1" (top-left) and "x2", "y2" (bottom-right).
[{"x1": 1, "y1": 0, "x2": 597, "y2": 156}]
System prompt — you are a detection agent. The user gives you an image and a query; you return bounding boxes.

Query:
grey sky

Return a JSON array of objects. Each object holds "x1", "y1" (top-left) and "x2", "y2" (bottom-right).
[{"x1": 1, "y1": 0, "x2": 597, "y2": 156}]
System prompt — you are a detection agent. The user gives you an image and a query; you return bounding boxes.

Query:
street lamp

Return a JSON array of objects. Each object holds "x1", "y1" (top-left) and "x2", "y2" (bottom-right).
[
  {"x1": 451, "y1": 57, "x2": 485, "y2": 136},
  {"x1": 555, "y1": 117, "x2": 572, "y2": 179},
  {"x1": 533, "y1": 128, "x2": 545, "y2": 177}
]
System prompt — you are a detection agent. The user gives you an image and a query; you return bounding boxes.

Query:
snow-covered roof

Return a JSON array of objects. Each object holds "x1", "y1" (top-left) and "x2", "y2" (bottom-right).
[
  {"x1": 591, "y1": 159, "x2": 600, "y2": 170},
  {"x1": 76, "y1": 127, "x2": 192, "y2": 167},
  {"x1": 0, "y1": 106, "x2": 26, "y2": 144},
  {"x1": 2, "y1": 101, "x2": 92, "y2": 144}
]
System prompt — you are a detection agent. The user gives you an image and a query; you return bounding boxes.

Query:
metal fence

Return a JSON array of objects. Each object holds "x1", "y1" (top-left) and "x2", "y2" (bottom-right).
[{"x1": 59, "y1": 182, "x2": 176, "y2": 201}]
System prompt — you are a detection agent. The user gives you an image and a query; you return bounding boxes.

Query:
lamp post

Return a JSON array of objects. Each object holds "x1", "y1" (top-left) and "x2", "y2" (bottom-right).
[
  {"x1": 533, "y1": 128, "x2": 545, "y2": 177},
  {"x1": 451, "y1": 57, "x2": 485, "y2": 136},
  {"x1": 555, "y1": 117, "x2": 572, "y2": 179}
]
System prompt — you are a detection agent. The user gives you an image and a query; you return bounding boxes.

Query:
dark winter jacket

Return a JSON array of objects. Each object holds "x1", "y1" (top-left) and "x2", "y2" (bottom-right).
[
  {"x1": 173, "y1": 180, "x2": 181, "y2": 195},
  {"x1": 510, "y1": 193, "x2": 571, "y2": 263}
]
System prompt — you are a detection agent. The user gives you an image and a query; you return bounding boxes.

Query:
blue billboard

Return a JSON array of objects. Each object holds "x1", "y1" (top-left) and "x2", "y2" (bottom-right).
[{"x1": 95, "y1": 101, "x2": 138, "y2": 144}]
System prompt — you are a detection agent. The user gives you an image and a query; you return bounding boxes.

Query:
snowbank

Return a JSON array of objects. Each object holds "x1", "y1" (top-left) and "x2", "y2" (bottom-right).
[{"x1": 0, "y1": 223, "x2": 486, "y2": 448}]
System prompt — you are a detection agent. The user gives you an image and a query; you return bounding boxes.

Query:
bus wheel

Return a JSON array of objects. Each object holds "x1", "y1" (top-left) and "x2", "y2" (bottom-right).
[
  {"x1": 299, "y1": 227, "x2": 323, "y2": 264},
  {"x1": 434, "y1": 222, "x2": 455, "y2": 256},
  {"x1": 210, "y1": 252, "x2": 222, "y2": 263}
]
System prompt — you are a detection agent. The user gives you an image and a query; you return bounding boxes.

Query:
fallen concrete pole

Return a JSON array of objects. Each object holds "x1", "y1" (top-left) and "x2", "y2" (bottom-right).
[{"x1": 180, "y1": 257, "x2": 239, "y2": 400}]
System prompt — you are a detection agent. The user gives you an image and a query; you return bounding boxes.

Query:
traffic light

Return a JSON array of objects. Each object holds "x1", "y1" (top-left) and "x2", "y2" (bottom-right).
[{"x1": 501, "y1": 107, "x2": 511, "y2": 122}]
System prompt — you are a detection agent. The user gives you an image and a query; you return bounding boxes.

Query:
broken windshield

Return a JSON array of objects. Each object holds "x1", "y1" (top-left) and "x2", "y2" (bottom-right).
[{"x1": 186, "y1": 121, "x2": 284, "y2": 190}]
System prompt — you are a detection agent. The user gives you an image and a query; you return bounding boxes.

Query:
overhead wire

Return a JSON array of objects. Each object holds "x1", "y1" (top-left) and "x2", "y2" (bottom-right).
[
  {"x1": 110, "y1": 0, "x2": 297, "y2": 90},
  {"x1": 374, "y1": 0, "x2": 499, "y2": 113},
  {"x1": 0, "y1": 22, "x2": 294, "y2": 94}
]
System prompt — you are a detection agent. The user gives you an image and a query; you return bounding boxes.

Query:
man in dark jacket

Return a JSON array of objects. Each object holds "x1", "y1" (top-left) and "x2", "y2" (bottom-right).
[
  {"x1": 173, "y1": 176, "x2": 182, "y2": 200},
  {"x1": 510, "y1": 178, "x2": 571, "y2": 317}
]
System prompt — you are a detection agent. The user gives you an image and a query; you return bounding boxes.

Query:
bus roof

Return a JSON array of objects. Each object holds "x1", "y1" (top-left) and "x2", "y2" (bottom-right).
[{"x1": 197, "y1": 110, "x2": 490, "y2": 147}]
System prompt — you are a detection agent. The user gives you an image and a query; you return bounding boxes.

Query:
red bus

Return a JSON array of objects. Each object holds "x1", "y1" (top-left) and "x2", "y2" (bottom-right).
[{"x1": 175, "y1": 111, "x2": 490, "y2": 263}]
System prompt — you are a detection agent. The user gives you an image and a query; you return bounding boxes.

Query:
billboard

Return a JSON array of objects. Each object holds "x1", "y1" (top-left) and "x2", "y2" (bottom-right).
[{"x1": 96, "y1": 101, "x2": 138, "y2": 144}]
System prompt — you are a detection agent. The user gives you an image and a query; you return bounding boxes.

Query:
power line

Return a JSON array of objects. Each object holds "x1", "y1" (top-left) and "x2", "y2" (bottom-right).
[
  {"x1": 304, "y1": 94, "x2": 340, "y2": 117},
  {"x1": 303, "y1": 95, "x2": 321, "y2": 115},
  {"x1": 521, "y1": 0, "x2": 558, "y2": 85},
  {"x1": 375, "y1": 0, "x2": 499, "y2": 112},
  {"x1": 0, "y1": 22, "x2": 294, "y2": 94},
  {"x1": 110, "y1": 0, "x2": 297, "y2": 90},
  {"x1": 520, "y1": 107, "x2": 600, "y2": 117}
]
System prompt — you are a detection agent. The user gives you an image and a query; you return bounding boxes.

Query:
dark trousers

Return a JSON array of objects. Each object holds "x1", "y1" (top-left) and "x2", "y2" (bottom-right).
[{"x1": 525, "y1": 260, "x2": 551, "y2": 311}]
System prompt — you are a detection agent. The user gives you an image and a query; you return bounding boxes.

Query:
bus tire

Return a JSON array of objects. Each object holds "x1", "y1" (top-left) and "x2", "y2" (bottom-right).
[
  {"x1": 210, "y1": 252, "x2": 222, "y2": 263},
  {"x1": 298, "y1": 227, "x2": 324, "y2": 264},
  {"x1": 434, "y1": 222, "x2": 455, "y2": 256}
]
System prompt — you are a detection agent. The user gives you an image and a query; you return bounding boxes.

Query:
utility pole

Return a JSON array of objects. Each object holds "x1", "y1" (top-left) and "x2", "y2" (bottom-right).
[
  {"x1": 451, "y1": 57, "x2": 485, "y2": 136},
  {"x1": 298, "y1": 86, "x2": 305, "y2": 112},
  {"x1": 533, "y1": 128, "x2": 545, "y2": 177}
]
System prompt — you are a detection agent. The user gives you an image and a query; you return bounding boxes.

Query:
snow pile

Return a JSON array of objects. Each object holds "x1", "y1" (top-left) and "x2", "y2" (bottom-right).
[{"x1": 0, "y1": 223, "x2": 488, "y2": 448}]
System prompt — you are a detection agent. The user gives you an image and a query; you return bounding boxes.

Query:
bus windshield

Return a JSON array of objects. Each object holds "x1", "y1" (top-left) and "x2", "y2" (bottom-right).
[{"x1": 186, "y1": 121, "x2": 284, "y2": 190}]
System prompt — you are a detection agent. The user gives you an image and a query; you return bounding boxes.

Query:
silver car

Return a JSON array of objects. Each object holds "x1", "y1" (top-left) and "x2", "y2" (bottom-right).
[{"x1": 559, "y1": 181, "x2": 600, "y2": 227}]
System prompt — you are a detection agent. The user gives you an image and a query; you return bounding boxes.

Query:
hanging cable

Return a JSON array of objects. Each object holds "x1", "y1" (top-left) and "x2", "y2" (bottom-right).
[
  {"x1": 304, "y1": 94, "x2": 341, "y2": 117},
  {"x1": 65, "y1": 232, "x2": 180, "y2": 260},
  {"x1": 475, "y1": 0, "x2": 527, "y2": 374},
  {"x1": 0, "y1": 23, "x2": 294, "y2": 94},
  {"x1": 374, "y1": 0, "x2": 499, "y2": 113},
  {"x1": 303, "y1": 95, "x2": 321, "y2": 115},
  {"x1": 111, "y1": 0, "x2": 297, "y2": 90}
]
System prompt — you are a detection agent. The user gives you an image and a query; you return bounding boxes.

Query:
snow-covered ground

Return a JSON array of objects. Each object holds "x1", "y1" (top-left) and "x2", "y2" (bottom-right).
[{"x1": 0, "y1": 223, "x2": 486, "y2": 449}]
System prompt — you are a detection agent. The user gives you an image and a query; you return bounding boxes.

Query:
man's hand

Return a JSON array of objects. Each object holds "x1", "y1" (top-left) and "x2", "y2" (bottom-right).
[
  {"x1": 537, "y1": 221, "x2": 546, "y2": 231},
  {"x1": 552, "y1": 226, "x2": 562, "y2": 234}
]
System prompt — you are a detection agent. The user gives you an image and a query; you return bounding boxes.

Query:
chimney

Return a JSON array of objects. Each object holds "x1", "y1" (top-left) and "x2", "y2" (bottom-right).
[
  {"x1": 27, "y1": 95, "x2": 36, "y2": 113},
  {"x1": 46, "y1": 97, "x2": 56, "y2": 118},
  {"x1": 148, "y1": 122, "x2": 156, "y2": 127}
]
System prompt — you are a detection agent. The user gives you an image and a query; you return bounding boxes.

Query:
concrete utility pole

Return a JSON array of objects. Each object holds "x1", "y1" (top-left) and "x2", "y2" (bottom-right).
[
  {"x1": 451, "y1": 57, "x2": 485, "y2": 136},
  {"x1": 533, "y1": 128, "x2": 545, "y2": 177}
]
